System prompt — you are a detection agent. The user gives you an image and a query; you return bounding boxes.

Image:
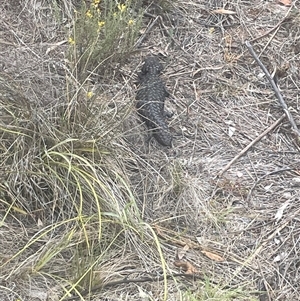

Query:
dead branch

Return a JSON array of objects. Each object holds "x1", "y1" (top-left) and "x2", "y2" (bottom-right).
[
  {"x1": 245, "y1": 41, "x2": 300, "y2": 139},
  {"x1": 218, "y1": 114, "x2": 286, "y2": 177}
]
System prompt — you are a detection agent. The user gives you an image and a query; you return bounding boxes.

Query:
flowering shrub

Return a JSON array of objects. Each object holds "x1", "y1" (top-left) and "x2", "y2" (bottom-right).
[{"x1": 68, "y1": 0, "x2": 142, "y2": 79}]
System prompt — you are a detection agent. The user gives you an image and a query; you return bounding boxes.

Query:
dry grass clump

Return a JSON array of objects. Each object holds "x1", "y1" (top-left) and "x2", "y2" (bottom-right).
[
  {"x1": 0, "y1": 1, "x2": 167, "y2": 300},
  {"x1": 1, "y1": 0, "x2": 300, "y2": 300},
  {"x1": 0, "y1": 39, "x2": 142, "y2": 301}
]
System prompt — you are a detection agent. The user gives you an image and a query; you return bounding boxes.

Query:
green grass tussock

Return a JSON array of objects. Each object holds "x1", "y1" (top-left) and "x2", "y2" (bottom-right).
[
  {"x1": 0, "y1": 1, "x2": 153, "y2": 296},
  {"x1": 0, "y1": 66, "x2": 164, "y2": 298}
]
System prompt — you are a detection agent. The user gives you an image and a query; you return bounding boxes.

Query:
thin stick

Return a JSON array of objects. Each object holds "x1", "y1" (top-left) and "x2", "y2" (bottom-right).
[
  {"x1": 159, "y1": 16, "x2": 200, "y2": 62},
  {"x1": 253, "y1": 25, "x2": 280, "y2": 61},
  {"x1": 218, "y1": 114, "x2": 286, "y2": 177},
  {"x1": 245, "y1": 41, "x2": 300, "y2": 138},
  {"x1": 134, "y1": 15, "x2": 160, "y2": 48},
  {"x1": 249, "y1": 5, "x2": 293, "y2": 43},
  {"x1": 64, "y1": 272, "x2": 222, "y2": 300}
]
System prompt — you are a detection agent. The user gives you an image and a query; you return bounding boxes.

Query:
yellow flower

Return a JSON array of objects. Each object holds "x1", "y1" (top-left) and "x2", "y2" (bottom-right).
[
  {"x1": 117, "y1": 3, "x2": 126, "y2": 13},
  {"x1": 86, "y1": 10, "x2": 93, "y2": 18},
  {"x1": 87, "y1": 91, "x2": 94, "y2": 98},
  {"x1": 98, "y1": 21, "x2": 105, "y2": 27},
  {"x1": 91, "y1": 2, "x2": 100, "y2": 9},
  {"x1": 128, "y1": 19, "x2": 134, "y2": 26},
  {"x1": 94, "y1": 0, "x2": 100, "y2": 4},
  {"x1": 68, "y1": 37, "x2": 75, "y2": 45},
  {"x1": 113, "y1": 12, "x2": 117, "y2": 17}
]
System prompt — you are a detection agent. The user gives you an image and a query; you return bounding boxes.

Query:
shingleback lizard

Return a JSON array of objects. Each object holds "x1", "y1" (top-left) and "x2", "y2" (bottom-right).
[{"x1": 136, "y1": 56, "x2": 172, "y2": 147}]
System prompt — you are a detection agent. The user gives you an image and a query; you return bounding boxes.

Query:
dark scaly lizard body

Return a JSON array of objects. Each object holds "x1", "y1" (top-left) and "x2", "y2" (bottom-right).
[{"x1": 136, "y1": 56, "x2": 172, "y2": 146}]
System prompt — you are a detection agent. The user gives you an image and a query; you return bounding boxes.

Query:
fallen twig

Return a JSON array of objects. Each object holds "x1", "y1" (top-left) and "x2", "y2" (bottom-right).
[
  {"x1": 159, "y1": 16, "x2": 188, "y2": 53},
  {"x1": 134, "y1": 15, "x2": 160, "y2": 48},
  {"x1": 252, "y1": 25, "x2": 281, "y2": 62},
  {"x1": 64, "y1": 272, "x2": 214, "y2": 300},
  {"x1": 245, "y1": 41, "x2": 300, "y2": 139},
  {"x1": 218, "y1": 114, "x2": 286, "y2": 177},
  {"x1": 249, "y1": 5, "x2": 293, "y2": 43}
]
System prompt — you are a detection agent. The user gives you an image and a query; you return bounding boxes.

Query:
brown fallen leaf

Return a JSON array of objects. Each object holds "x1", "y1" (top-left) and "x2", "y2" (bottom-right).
[
  {"x1": 174, "y1": 260, "x2": 198, "y2": 274},
  {"x1": 201, "y1": 250, "x2": 224, "y2": 262},
  {"x1": 212, "y1": 8, "x2": 236, "y2": 15},
  {"x1": 277, "y1": 0, "x2": 292, "y2": 6},
  {"x1": 176, "y1": 245, "x2": 190, "y2": 260}
]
